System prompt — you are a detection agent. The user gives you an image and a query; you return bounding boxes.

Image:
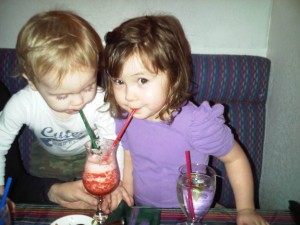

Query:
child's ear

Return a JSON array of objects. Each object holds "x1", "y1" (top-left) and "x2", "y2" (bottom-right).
[{"x1": 22, "y1": 73, "x2": 37, "y2": 91}]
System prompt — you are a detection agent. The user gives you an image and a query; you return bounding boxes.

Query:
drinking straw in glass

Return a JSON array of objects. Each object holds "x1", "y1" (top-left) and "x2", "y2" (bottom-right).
[
  {"x1": 79, "y1": 109, "x2": 98, "y2": 149},
  {"x1": 112, "y1": 109, "x2": 137, "y2": 149},
  {"x1": 185, "y1": 151, "x2": 195, "y2": 219},
  {"x1": 0, "y1": 177, "x2": 12, "y2": 208}
]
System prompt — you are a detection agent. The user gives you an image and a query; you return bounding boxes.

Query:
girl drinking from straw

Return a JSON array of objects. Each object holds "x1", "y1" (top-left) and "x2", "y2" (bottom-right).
[{"x1": 103, "y1": 15, "x2": 269, "y2": 225}]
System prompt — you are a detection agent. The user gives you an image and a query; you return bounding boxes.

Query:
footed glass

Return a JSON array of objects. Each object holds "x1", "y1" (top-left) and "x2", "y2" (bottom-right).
[
  {"x1": 177, "y1": 164, "x2": 216, "y2": 225},
  {"x1": 82, "y1": 138, "x2": 120, "y2": 225}
]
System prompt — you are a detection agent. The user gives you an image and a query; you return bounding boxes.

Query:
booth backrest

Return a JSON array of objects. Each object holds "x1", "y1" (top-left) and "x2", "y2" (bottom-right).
[
  {"x1": 0, "y1": 49, "x2": 32, "y2": 171},
  {"x1": 0, "y1": 48, "x2": 271, "y2": 208},
  {"x1": 191, "y1": 54, "x2": 270, "y2": 208}
]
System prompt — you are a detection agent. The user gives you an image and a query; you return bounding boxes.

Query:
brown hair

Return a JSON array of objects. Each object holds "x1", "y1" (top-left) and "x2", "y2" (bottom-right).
[
  {"x1": 103, "y1": 15, "x2": 192, "y2": 122},
  {"x1": 16, "y1": 10, "x2": 102, "y2": 84}
]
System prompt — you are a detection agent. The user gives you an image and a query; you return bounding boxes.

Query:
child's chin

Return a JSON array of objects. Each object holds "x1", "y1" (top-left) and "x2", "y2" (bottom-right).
[{"x1": 66, "y1": 110, "x2": 80, "y2": 114}]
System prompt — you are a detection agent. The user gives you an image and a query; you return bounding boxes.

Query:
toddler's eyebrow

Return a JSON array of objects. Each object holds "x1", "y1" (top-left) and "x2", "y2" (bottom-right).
[{"x1": 49, "y1": 83, "x2": 96, "y2": 95}]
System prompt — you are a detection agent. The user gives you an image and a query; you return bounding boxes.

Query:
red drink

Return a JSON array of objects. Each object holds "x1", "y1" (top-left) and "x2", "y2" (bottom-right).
[
  {"x1": 82, "y1": 138, "x2": 120, "y2": 225},
  {"x1": 83, "y1": 168, "x2": 119, "y2": 196}
]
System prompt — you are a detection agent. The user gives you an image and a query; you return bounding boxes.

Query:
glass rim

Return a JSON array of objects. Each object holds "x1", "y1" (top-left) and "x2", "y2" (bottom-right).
[
  {"x1": 178, "y1": 163, "x2": 216, "y2": 176},
  {"x1": 84, "y1": 137, "x2": 117, "y2": 150}
]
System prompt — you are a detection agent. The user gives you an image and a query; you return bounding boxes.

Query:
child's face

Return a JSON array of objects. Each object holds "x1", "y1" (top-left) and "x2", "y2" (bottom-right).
[
  {"x1": 112, "y1": 53, "x2": 169, "y2": 121},
  {"x1": 28, "y1": 67, "x2": 97, "y2": 118}
]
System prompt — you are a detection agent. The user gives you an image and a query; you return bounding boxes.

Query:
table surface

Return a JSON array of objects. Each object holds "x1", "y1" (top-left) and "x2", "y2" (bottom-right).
[{"x1": 11, "y1": 203, "x2": 296, "y2": 225}]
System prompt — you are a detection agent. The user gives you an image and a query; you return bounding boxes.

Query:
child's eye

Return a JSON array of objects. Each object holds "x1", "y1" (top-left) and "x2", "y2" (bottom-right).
[
  {"x1": 83, "y1": 85, "x2": 94, "y2": 92},
  {"x1": 56, "y1": 95, "x2": 68, "y2": 101},
  {"x1": 113, "y1": 79, "x2": 124, "y2": 85},
  {"x1": 138, "y1": 78, "x2": 148, "y2": 84}
]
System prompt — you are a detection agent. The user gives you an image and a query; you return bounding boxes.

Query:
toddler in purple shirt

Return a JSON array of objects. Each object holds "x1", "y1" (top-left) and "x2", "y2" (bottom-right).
[
  {"x1": 103, "y1": 15, "x2": 268, "y2": 225},
  {"x1": 116, "y1": 101, "x2": 234, "y2": 207}
]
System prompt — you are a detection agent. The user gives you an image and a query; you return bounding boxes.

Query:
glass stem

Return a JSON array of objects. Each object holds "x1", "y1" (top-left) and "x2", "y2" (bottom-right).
[
  {"x1": 97, "y1": 197, "x2": 103, "y2": 213},
  {"x1": 94, "y1": 196, "x2": 108, "y2": 225}
]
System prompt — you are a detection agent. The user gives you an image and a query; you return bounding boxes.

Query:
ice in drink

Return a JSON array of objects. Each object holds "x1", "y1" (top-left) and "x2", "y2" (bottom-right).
[
  {"x1": 177, "y1": 172, "x2": 216, "y2": 222},
  {"x1": 83, "y1": 168, "x2": 119, "y2": 196},
  {"x1": 82, "y1": 139, "x2": 120, "y2": 197}
]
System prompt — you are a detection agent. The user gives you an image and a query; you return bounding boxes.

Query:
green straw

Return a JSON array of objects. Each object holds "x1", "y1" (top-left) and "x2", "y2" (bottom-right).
[{"x1": 79, "y1": 109, "x2": 98, "y2": 149}]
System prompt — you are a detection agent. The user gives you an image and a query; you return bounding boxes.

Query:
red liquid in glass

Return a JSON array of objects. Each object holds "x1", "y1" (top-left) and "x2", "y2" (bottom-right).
[{"x1": 83, "y1": 168, "x2": 119, "y2": 196}]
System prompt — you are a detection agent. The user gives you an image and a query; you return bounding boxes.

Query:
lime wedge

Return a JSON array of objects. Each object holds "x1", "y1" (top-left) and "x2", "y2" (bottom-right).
[{"x1": 192, "y1": 187, "x2": 202, "y2": 201}]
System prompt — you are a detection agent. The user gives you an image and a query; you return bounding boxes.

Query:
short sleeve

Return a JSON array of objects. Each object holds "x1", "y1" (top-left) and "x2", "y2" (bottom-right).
[{"x1": 190, "y1": 101, "x2": 234, "y2": 157}]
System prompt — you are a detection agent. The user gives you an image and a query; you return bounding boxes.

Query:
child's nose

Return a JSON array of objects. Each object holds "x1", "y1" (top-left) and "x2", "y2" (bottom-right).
[
  {"x1": 71, "y1": 93, "x2": 84, "y2": 106},
  {"x1": 125, "y1": 87, "x2": 137, "y2": 102}
]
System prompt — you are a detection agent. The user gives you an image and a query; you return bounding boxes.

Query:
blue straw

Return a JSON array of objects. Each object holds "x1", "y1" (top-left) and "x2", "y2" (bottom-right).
[{"x1": 0, "y1": 177, "x2": 12, "y2": 208}]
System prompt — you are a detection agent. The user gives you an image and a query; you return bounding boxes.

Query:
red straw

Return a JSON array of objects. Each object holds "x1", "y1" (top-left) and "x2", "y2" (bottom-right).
[
  {"x1": 112, "y1": 109, "x2": 137, "y2": 148},
  {"x1": 185, "y1": 150, "x2": 195, "y2": 219}
]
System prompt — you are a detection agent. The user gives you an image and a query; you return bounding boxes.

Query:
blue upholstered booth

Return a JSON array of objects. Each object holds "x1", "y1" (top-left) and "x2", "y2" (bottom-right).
[
  {"x1": 190, "y1": 55, "x2": 270, "y2": 208},
  {"x1": 0, "y1": 48, "x2": 271, "y2": 208}
]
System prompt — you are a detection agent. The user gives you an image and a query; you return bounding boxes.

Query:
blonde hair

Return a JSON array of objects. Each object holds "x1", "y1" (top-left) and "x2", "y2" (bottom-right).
[{"x1": 16, "y1": 10, "x2": 102, "y2": 83}]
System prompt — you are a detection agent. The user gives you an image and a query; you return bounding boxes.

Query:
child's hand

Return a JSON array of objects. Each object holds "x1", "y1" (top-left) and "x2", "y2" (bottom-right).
[
  {"x1": 48, "y1": 180, "x2": 98, "y2": 209},
  {"x1": 102, "y1": 183, "x2": 134, "y2": 214},
  {"x1": 0, "y1": 186, "x2": 16, "y2": 213},
  {"x1": 0, "y1": 185, "x2": 15, "y2": 213},
  {"x1": 6, "y1": 197, "x2": 16, "y2": 213},
  {"x1": 237, "y1": 208, "x2": 270, "y2": 225}
]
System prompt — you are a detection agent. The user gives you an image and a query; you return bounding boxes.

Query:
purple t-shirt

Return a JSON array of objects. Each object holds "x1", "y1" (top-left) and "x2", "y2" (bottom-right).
[{"x1": 116, "y1": 101, "x2": 234, "y2": 208}]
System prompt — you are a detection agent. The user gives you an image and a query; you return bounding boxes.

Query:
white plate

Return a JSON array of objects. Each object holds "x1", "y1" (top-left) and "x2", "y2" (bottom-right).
[{"x1": 50, "y1": 214, "x2": 93, "y2": 225}]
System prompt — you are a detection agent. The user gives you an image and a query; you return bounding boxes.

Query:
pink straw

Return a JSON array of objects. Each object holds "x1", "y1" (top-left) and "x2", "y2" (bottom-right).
[
  {"x1": 185, "y1": 150, "x2": 195, "y2": 219},
  {"x1": 112, "y1": 109, "x2": 137, "y2": 148}
]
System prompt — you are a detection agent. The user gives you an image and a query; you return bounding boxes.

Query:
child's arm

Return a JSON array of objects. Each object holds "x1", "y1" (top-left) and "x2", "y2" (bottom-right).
[
  {"x1": 219, "y1": 142, "x2": 254, "y2": 210},
  {"x1": 123, "y1": 150, "x2": 134, "y2": 196},
  {"x1": 219, "y1": 141, "x2": 269, "y2": 225}
]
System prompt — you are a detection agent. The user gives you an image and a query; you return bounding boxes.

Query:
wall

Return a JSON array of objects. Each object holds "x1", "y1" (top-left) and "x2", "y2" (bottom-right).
[
  {"x1": 260, "y1": 0, "x2": 300, "y2": 209},
  {"x1": 0, "y1": 0, "x2": 299, "y2": 209},
  {"x1": 0, "y1": 0, "x2": 271, "y2": 55}
]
